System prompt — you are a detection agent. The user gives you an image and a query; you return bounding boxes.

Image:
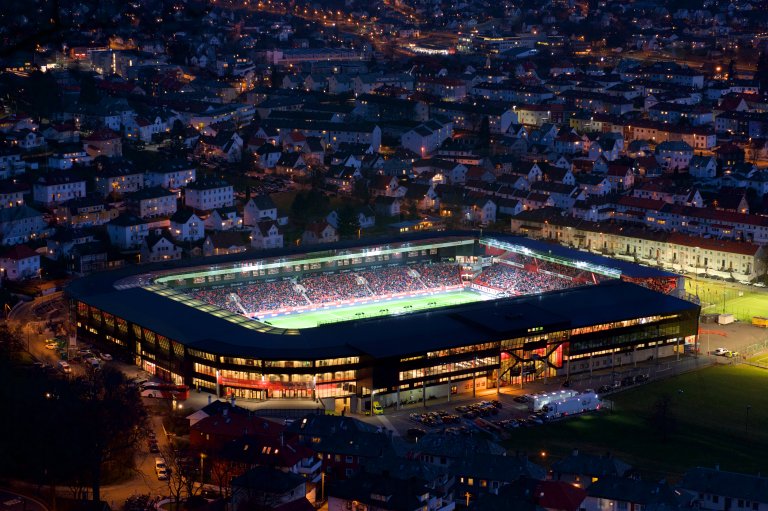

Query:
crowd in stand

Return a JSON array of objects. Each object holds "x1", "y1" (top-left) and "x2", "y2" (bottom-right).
[
  {"x1": 302, "y1": 272, "x2": 371, "y2": 303},
  {"x1": 192, "y1": 280, "x2": 308, "y2": 314},
  {"x1": 412, "y1": 263, "x2": 462, "y2": 288},
  {"x1": 360, "y1": 266, "x2": 425, "y2": 295},
  {"x1": 189, "y1": 263, "x2": 467, "y2": 315},
  {"x1": 473, "y1": 264, "x2": 576, "y2": 295}
]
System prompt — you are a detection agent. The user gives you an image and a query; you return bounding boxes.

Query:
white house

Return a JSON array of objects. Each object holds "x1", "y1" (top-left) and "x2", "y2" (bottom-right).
[
  {"x1": 301, "y1": 221, "x2": 338, "y2": 245},
  {"x1": 107, "y1": 215, "x2": 150, "y2": 249},
  {"x1": 145, "y1": 165, "x2": 196, "y2": 190},
  {"x1": 140, "y1": 231, "x2": 182, "y2": 263},
  {"x1": 33, "y1": 175, "x2": 87, "y2": 207},
  {"x1": 0, "y1": 244, "x2": 40, "y2": 280},
  {"x1": 244, "y1": 195, "x2": 278, "y2": 226},
  {"x1": 655, "y1": 141, "x2": 694, "y2": 171},
  {"x1": 680, "y1": 467, "x2": 768, "y2": 511},
  {"x1": 251, "y1": 220, "x2": 284, "y2": 250},
  {"x1": 204, "y1": 207, "x2": 242, "y2": 231},
  {"x1": 184, "y1": 180, "x2": 234, "y2": 211},
  {"x1": 0, "y1": 206, "x2": 49, "y2": 246},
  {"x1": 401, "y1": 119, "x2": 453, "y2": 157},
  {"x1": 462, "y1": 197, "x2": 497, "y2": 224},
  {"x1": 689, "y1": 155, "x2": 718, "y2": 179},
  {"x1": 129, "y1": 187, "x2": 177, "y2": 219},
  {"x1": 93, "y1": 169, "x2": 145, "y2": 197},
  {"x1": 170, "y1": 210, "x2": 204, "y2": 242}
]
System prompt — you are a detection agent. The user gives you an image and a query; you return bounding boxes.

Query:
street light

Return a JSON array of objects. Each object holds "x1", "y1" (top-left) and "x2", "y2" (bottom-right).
[{"x1": 746, "y1": 405, "x2": 752, "y2": 435}]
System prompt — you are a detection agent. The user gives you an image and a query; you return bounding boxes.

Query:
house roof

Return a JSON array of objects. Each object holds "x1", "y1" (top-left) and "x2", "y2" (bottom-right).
[
  {"x1": 0, "y1": 244, "x2": 38, "y2": 260},
  {"x1": 680, "y1": 467, "x2": 768, "y2": 503},
  {"x1": 231, "y1": 466, "x2": 304, "y2": 494},
  {"x1": 170, "y1": 209, "x2": 199, "y2": 224}
]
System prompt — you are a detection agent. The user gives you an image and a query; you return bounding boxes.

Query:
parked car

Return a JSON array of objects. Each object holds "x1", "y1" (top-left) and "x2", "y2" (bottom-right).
[
  {"x1": 634, "y1": 374, "x2": 649, "y2": 384},
  {"x1": 713, "y1": 347, "x2": 730, "y2": 356},
  {"x1": 598, "y1": 384, "x2": 612, "y2": 393},
  {"x1": 45, "y1": 342, "x2": 57, "y2": 350},
  {"x1": 621, "y1": 376, "x2": 635, "y2": 387},
  {"x1": 100, "y1": 353, "x2": 113, "y2": 361}
]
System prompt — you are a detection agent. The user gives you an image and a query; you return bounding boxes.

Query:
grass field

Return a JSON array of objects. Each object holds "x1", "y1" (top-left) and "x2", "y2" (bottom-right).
[
  {"x1": 684, "y1": 278, "x2": 768, "y2": 322},
  {"x1": 504, "y1": 364, "x2": 768, "y2": 478},
  {"x1": 750, "y1": 353, "x2": 768, "y2": 365},
  {"x1": 261, "y1": 290, "x2": 488, "y2": 329}
]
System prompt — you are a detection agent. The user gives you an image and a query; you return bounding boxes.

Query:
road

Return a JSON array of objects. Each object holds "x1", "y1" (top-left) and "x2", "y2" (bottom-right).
[{"x1": 0, "y1": 490, "x2": 47, "y2": 511}]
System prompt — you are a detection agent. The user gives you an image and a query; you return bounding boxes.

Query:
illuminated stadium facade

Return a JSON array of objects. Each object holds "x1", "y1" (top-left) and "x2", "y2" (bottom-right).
[{"x1": 67, "y1": 233, "x2": 700, "y2": 413}]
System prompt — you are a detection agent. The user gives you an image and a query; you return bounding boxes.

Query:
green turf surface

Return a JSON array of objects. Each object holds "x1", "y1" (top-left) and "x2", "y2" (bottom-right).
[
  {"x1": 261, "y1": 290, "x2": 488, "y2": 329},
  {"x1": 504, "y1": 364, "x2": 768, "y2": 478},
  {"x1": 685, "y1": 278, "x2": 768, "y2": 322}
]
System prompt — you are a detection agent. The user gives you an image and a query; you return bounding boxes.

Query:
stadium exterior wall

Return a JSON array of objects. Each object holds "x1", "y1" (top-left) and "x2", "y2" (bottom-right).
[{"x1": 66, "y1": 234, "x2": 700, "y2": 412}]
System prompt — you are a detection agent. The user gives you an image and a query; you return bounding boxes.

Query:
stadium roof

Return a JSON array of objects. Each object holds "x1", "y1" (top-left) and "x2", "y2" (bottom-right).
[
  {"x1": 67, "y1": 235, "x2": 695, "y2": 361},
  {"x1": 487, "y1": 235, "x2": 678, "y2": 279}
]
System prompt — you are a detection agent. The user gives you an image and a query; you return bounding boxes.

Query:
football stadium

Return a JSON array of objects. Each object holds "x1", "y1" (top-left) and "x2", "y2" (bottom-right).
[{"x1": 67, "y1": 232, "x2": 700, "y2": 413}]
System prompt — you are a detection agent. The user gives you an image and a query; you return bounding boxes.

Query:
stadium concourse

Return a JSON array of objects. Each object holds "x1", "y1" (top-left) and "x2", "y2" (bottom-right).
[{"x1": 67, "y1": 232, "x2": 697, "y2": 413}]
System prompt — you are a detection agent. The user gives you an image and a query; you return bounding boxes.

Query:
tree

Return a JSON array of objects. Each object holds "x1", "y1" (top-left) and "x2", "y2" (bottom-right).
[
  {"x1": 648, "y1": 393, "x2": 676, "y2": 442},
  {"x1": 337, "y1": 204, "x2": 360, "y2": 238},
  {"x1": 757, "y1": 51, "x2": 768, "y2": 92},
  {"x1": 478, "y1": 116, "x2": 491, "y2": 150},
  {"x1": 73, "y1": 365, "x2": 147, "y2": 502}
]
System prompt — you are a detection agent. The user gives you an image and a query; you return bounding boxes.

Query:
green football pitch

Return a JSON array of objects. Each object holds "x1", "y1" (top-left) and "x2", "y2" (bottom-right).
[
  {"x1": 685, "y1": 278, "x2": 768, "y2": 322},
  {"x1": 261, "y1": 290, "x2": 490, "y2": 329}
]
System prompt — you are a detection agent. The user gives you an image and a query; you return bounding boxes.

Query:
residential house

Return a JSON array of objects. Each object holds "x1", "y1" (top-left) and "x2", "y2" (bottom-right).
[
  {"x1": 54, "y1": 197, "x2": 119, "y2": 228},
  {"x1": 679, "y1": 467, "x2": 768, "y2": 511},
  {"x1": 205, "y1": 206, "x2": 242, "y2": 231},
  {"x1": 0, "y1": 206, "x2": 48, "y2": 246},
  {"x1": 128, "y1": 187, "x2": 177, "y2": 219},
  {"x1": 375, "y1": 196, "x2": 401, "y2": 217},
  {"x1": 462, "y1": 197, "x2": 497, "y2": 224},
  {"x1": 251, "y1": 220, "x2": 284, "y2": 250},
  {"x1": 185, "y1": 180, "x2": 234, "y2": 210},
  {"x1": 582, "y1": 477, "x2": 688, "y2": 511},
  {"x1": 301, "y1": 221, "x2": 338, "y2": 245},
  {"x1": 82, "y1": 128, "x2": 122, "y2": 158},
  {"x1": 107, "y1": 215, "x2": 149, "y2": 249},
  {"x1": 170, "y1": 210, "x2": 204, "y2": 242},
  {"x1": 140, "y1": 230, "x2": 182, "y2": 263},
  {"x1": 0, "y1": 244, "x2": 40, "y2": 280},
  {"x1": 244, "y1": 195, "x2": 278, "y2": 226},
  {"x1": 655, "y1": 141, "x2": 694, "y2": 171},
  {"x1": 689, "y1": 156, "x2": 718, "y2": 179},
  {"x1": 230, "y1": 466, "x2": 312, "y2": 511},
  {"x1": 0, "y1": 181, "x2": 27, "y2": 208},
  {"x1": 93, "y1": 168, "x2": 145, "y2": 197},
  {"x1": 145, "y1": 163, "x2": 196, "y2": 189},
  {"x1": 401, "y1": 119, "x2": 453, "y2": 157},
  {"x1": 328, "y1": 471, "x2": 444, "y2": 511},
  {"x1": 203, "y1": 231, "x2": 250, "y2": 257},
  {"x1": 551, "y1": 450, "x2": 633, "y2": 488},
  {"x1": 33, "y1": 174, "x2": 87, "y2": 207}
]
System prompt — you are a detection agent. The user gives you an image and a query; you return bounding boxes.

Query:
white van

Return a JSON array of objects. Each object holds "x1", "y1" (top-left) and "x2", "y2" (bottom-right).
[{"x1": 57, "y1": 361, "x2": 72, "y2": 373}]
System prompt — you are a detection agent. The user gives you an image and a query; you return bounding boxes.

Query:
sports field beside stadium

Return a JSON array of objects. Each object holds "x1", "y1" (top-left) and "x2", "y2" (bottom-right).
[
  {"x1": 260, "y1": 290, "x2": 489, "y2": 329},
  {"x1": 684, "y1": 278, "x2": 768, "y2": 321},
  {"x1": 505, "y1": 364, "x2": 768, "y2": 477}
]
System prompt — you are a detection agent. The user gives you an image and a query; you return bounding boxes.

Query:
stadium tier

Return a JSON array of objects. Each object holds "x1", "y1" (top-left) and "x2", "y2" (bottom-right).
[{"x1": 67, "y1": 232, "x2": 698, "y2": 411}]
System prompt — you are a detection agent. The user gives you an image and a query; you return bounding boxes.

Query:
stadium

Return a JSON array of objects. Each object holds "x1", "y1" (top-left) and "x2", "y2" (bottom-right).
[{"x1": 67, "y1": 232, "x2": 700, "y2": 413}]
